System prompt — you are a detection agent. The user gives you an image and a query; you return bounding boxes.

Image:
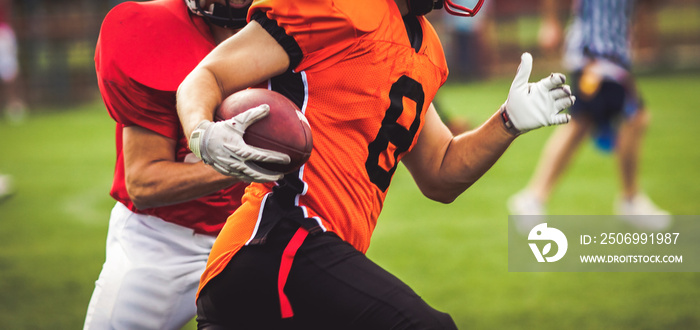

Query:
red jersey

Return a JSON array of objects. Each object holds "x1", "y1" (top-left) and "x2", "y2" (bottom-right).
[
  {"x1": 201, "y1": 0, "x2": 448, "y2": 291},
  {"x1": 95, "y1": 0, "x2": 246, "y2": 235}
]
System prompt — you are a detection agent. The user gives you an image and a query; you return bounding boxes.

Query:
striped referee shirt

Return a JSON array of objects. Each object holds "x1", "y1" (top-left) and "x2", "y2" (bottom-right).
[{"x1": 563, "y1": 0, "x2": 636, "y2": 71}]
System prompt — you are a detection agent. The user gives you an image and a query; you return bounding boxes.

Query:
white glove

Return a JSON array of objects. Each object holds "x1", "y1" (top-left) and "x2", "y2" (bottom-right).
[
  {"x1": 188, "y1": 104, "x2": 290, "y2": 182},
  {"x1": 502, "y1": 53, "x2": 575, "y2": 134}
]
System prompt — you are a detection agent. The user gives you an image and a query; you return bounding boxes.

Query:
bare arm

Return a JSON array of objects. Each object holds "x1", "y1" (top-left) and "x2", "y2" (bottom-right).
[
  {"x1": 540, "y1": 0, "x2": 560, "y2": 22},
  {"x1": 177, "y1": 20, "x2": 290, "y2": 139},
  {"x1": 402, "y1": 103, "x2": 516, "y2": 203},
  {"x1": 122, "y1": 125, "x2": 237, "y2": 209},
  {"x1": 538, "y1": 0, "x2": 564, "y2": 54},
  {"x1": 403, "y1": 53, "x2": 573, "y2": 203}
]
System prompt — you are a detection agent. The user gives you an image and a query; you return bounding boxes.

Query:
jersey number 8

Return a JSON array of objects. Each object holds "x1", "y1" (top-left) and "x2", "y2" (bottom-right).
[{"x1": 365, "y1": 75, "x2": 425, "y2": 192}]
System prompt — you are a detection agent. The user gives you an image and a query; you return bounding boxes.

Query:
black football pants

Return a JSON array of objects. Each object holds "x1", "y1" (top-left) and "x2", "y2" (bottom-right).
[{"x1": 196, "y1": 219, "x2": 457, "y2": 330}]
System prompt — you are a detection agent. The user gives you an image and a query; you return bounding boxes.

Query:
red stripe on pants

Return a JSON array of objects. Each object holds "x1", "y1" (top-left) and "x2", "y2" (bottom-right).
[{"x1": 278, "y1": 227, "x2": 309, "y2": 318}]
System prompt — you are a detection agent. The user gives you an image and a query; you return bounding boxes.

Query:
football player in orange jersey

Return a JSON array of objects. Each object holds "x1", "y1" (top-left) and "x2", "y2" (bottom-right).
[{"x1": 177, "y1": 0, "x2": 574, "y2": 328}]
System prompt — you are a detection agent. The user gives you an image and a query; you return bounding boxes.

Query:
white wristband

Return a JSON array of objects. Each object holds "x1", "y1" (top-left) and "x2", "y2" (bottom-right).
[{"x1": 188, "y1": 120, "x2": 211, "y2": 160}]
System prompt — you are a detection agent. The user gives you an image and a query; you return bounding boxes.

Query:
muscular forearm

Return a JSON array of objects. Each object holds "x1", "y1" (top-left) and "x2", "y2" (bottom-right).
[
  {"x1": 126, "y1": 159, "x2": 237, "y2": 209},
  {"x1": 451, "y1": 110, "x2": 516, "y2": 179},
  {"x1": 177, "y1": 67, "x2": 223, "y2": 139},
  {"x1": 406, "y1": 53, "x2": 572, "y2": 204},
  {"x1": 404, "y1": 107, "x2": 516, "y2": 204},
  {"x1": 122, "y1": 125, "x2": 239, "y2": 210},
  {"x1": 431, "y1": 111, "x2": 516, "y2": 202}
]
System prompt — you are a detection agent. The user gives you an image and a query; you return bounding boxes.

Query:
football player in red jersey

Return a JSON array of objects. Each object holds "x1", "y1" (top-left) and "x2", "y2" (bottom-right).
[
  {"x1": 178, "y1": 0, "x2": 574, "y2": 328},
  {"x1": 84, "y1": 1, "x2": 289, "y2": 329}
]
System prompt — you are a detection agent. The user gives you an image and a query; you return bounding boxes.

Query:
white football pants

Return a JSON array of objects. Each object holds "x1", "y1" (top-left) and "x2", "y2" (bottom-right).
[{"x1": 83, "y1": 202, "x2": 216, "y2": 330}]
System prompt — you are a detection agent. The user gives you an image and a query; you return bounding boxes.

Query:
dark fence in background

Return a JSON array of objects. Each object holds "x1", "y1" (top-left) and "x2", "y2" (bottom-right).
[
  {"x1": 11, "y1": 1, "x2": 112, "y2": 108},
  {"x1": 8, "y1": 0, "x2": 700, "y2": 108},
  {"x1": 431, "y1": 0, "x2": 700, "y2": 81}
]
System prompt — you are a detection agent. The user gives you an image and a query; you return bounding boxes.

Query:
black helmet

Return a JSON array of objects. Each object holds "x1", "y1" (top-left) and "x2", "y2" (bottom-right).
[{"x1": 185, "y1": 0, "x2": 251, "y2": 29}]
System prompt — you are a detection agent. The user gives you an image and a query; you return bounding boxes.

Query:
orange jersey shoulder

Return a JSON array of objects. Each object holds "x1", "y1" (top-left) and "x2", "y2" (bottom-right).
[{"x1": 250, "y1": 0, "x2": 394, "y2": 72}]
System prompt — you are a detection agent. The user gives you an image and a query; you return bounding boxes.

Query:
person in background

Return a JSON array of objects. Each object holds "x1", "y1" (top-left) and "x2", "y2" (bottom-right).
[
  {"x1": 440, "y1": 0, "x2": 493, "y2": 82},
  {"x1": 508, "y1": 0, "x2": 671, "y2": 232},
  {"x1": 431, "y1": 3, "x2": 494, "y2": 134},
  {"x1": 0, "y1": 0, "x2": 26, "y2": 123},
  {"x1": 0, "y1": 173, "x2": 12, "y2": 202},
  {"x1": 0, "y1": 0, "x2": 23, "y2": 202}
]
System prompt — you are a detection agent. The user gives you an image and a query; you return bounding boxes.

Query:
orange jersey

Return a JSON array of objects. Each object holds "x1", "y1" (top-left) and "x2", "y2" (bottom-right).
[{"x1": 200, "y1": 0, "x2": 448, "y2": 292}]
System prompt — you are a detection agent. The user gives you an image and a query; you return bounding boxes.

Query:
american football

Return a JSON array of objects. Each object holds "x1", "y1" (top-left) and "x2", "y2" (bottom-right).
[{"x1": 215, "y1": 88, "x2": 313, "y2": 174}]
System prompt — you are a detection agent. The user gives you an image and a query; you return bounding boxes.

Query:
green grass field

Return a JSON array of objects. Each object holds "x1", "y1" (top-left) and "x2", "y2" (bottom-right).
[{"x1": 1, "y1": 72, "x2": 698, "y2": 329}]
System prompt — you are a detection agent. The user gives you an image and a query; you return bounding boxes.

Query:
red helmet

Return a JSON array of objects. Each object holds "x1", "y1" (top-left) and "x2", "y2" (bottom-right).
[
  {"x1": 184, "y1": 0, "x2": 251, "y2": 29},
  {"x1": 442, "y1": 0, "x2": 485, "y2": 17},
  {"x1": 408, "y1": 0, "x2": 485, "y2": 17}
]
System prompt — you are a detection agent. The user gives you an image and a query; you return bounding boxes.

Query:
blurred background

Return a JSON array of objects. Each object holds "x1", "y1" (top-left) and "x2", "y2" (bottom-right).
[
  {"x1": 1, "y1": 0, "x2": 699, "y2": 329},
  {"x1": 3, "y1": 0, "x2": 699, "y2": 110},
  {"x1": 431, "y1": 0, "x2": 700, "y2": 81}
]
